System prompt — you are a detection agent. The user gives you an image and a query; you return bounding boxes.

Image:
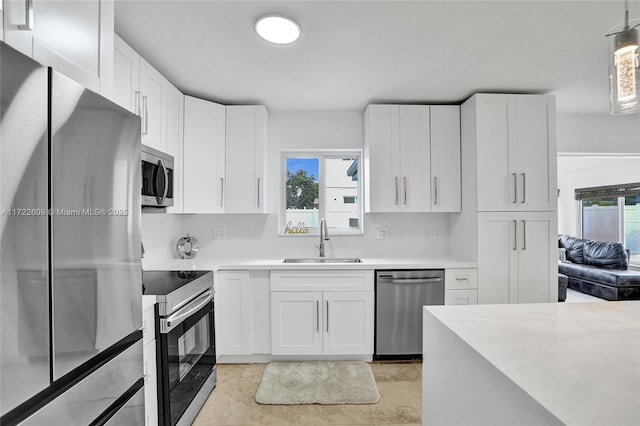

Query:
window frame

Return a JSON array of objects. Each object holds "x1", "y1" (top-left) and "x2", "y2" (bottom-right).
[
  {"x1": 578, "y1": 186, "x2": 640, "y2": 268},
  {"x1": 279, "y1": 150, "x2": 363, "y2": 237}
]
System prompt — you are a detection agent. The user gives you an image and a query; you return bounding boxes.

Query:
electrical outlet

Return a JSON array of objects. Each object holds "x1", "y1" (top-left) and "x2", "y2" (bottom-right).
[
  {"x1": 432, "y1": 226, "x2": 441, "y2": 238},
  {"x1": 213, "y1": 227, "x2": 226, "y2": 239},
  {"x1": 376, "y1": 227, "x2": 388, "y2": 240}
]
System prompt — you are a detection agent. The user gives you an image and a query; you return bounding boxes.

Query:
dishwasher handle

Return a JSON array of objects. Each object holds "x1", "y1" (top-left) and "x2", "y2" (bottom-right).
[{"x1": 377, "y1": 277, "x2": 443, "y2": 284}]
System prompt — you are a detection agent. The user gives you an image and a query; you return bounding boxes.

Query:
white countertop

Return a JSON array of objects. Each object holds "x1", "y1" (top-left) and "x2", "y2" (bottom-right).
[
  {"x1": 424, "y1": 301, "x2": 640, "y2": 426},
  {"x1": 142, "y1": 255, "x2": 477, "y2": 271}
]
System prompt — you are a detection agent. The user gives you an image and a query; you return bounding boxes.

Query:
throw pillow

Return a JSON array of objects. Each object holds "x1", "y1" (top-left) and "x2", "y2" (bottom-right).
[
  {"x1": 583, "y1": 240, "x2": 628, "y2": 269},
  {"x1": 559, "y1": 235, "x2": 585, "y2": 264}
]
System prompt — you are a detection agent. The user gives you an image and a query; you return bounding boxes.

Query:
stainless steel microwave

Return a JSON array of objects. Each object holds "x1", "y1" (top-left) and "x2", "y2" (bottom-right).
[{"x1": 142, "y1": 145, "x2": 174, "y2": 208}]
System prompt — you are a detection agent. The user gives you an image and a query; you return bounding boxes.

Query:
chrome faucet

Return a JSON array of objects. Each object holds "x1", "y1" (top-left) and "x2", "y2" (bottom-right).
[{"x1": 318, "y1": 217, "x2": 329, "y2": 257}]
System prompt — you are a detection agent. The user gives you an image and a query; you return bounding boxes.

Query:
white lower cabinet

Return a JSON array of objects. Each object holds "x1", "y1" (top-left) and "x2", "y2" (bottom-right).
[
  {"x1": 444, "y1": 268, "x2": 478, "y2": 305},
  {"x1": 270, "y1": 270, "x2": 374, "y2": 356},
  {"x1": 141, "y1": 295, "x2": 157, "y2": 426},
  {"x1": 323, "y1": 291, "x2": 374, "y2": 355},
  {"x1": 477, "y1": 211, "x2": 556, "y2": 304},
  {"x1": 271, "y1": 291, "x2": 323, "y2": 355},
  {"x1": 444, "y1": 289, "x2": 478, "y2": 305},
  {"x1": 214, "y1": 270, "x2": 271, "y2": 357},
  {"x1": 143, "y1": 339, "x2": 157, "y2": 426}
]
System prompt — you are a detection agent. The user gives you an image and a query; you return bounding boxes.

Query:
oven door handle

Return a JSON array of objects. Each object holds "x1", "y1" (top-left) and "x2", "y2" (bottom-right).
[{"x1": 161, "y1": 290, "x2": 214, "y2": 333}]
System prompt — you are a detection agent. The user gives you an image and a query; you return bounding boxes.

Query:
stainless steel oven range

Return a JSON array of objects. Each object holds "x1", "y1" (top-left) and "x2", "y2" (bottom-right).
[{"x1": 142, "y1": 270, "x2": 216, "y2": 426}]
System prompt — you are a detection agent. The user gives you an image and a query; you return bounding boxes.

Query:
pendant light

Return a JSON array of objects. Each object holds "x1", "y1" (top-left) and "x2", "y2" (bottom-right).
[{"x1": 606, "y1": 0, "x2": 640, "y2": 115}]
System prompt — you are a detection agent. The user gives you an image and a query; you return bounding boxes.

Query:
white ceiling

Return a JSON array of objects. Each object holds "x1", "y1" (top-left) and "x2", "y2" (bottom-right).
[{"x1": 114, "y1": 0, "x2": 640, "y2": 114}]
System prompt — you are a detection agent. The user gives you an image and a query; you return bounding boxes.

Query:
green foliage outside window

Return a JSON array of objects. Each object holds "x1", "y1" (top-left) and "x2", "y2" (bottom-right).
[{"x1": 286, "y1": 170, "x2": 318, "y2": 210}]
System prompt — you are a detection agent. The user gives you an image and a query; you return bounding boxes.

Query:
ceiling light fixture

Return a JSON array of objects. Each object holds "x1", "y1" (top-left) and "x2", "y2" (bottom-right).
[
  {"x1": 255, "y1": 15, "x2": 301, "y2": 45},
  {"x1": 606, "y1": 0, "x2": 640, "y2": 115}
]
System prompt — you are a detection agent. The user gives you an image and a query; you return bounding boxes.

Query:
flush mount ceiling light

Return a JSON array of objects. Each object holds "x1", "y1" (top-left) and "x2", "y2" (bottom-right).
[
  {"x1": 255, "y1": 15, "x2": 301, "y2": 45},
  {"x1": 606, "y1": 0, "x2": 640, "y2": 115}
]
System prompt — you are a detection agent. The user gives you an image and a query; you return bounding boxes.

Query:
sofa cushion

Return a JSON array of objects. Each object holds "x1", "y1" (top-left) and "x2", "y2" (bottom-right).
[
  {"x1": 583, "y1": 240, "x2": 628, "y2": 269},
  {"x1": 558, "y1": 262, "x2": 640, "y2": 287},
  {"x1": 559, "y1": 235, "x2": 586, "y2": 264}
]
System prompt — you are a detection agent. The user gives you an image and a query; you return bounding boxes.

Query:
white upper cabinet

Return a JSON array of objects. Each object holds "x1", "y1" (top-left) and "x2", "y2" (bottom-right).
[
  {"x1": 473, "y1": 94, "x2": 556, "y2": 212},
  {"x1": 365, "y1": 104, "x2": 460, "y2": 213},
  {"x1": 164, "y1": 85, "x2": 184, "y2": 214},
  {"x1": 113, "y1": 35, "x2": 140, "y2": 114},
  {"x1": 364, "y1": 105, "x2": 401, "y2": 212},
  {"x1": 139, "y1": 57, "x2": 165, "y2": 152},
  {"x1": 3, "y1": 0, "x2": 113, "y2": 96},
  {"x1": 430, "y1": 106, "x2": 461, "y2": 212},
  {"x1": 113, "y1": 35, "x2": 184, "y2": 159},
  {"x1": 399, "y1": 105, "x2": 431, "y2": 212},
  {"x1": 365, "y1": 105, "x2": 430, "y2": 212},
  {"x1": 225, "y1": 106, "x2": 269, "y2": 213},
  {"x1": 183, "y1": 96, "x2": 226, "y2": 214}
]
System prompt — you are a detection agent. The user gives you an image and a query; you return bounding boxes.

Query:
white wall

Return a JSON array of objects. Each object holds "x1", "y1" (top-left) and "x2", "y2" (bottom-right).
[
  {"x1": 557, "y1": 155, "x2": 640, "y2": 237},
  {"x1": 556, "y1": 111, "x2": 640, "y2": 237},
  {"x1": 142, "y1": 110, "x2": 450, "y2": 262},
  {"x1": 556, "y1": 113, "x2": 640, "y2": 154}
]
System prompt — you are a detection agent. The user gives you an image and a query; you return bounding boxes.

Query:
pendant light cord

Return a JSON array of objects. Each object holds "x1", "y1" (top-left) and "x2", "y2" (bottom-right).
[{"x1": 624, "y1": 0, "x2": 629, "y2": 30}]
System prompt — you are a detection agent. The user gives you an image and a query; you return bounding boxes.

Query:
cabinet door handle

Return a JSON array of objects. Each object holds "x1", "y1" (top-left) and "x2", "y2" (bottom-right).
[
  {"x1": 220, "y1": 178, "x2": 224, "y2": 207},
  {"x1": 521, "y1": 173, "x2": 526, "y2": 204},
  {"x1": 141, "y1": 96, "x2": 149, "y2": 135},
  {"x1": 403, "y1": 177, "x2": 407, "y2": 205},
  {"x1": 513, "y1": 220, "x2": 518, "y2": 251},
  {"x1": 17, "y1": 0, "x2": 33, "y2": 30},
  {"x1": 434, "y1": 176, "x2": 438, "y2": 205},
  {"x1": 134, "y1": 91, "x2": 141, "y2": 117},
  {"x1": 316, "y1": 300, "x2": 320, "y2": 332},
  {"x1": 522, "y1": 220, "x2": 527, "y2": 250},
  {"x1": 257, "y1": 178, "x2": 261, "y2": 208},
  {"x1": 326, "y1": 301, "x2": 329, "y2": 332},
  {"x1": 394, "y1": 177, "x2": 399, "y2": 205},
  {"x1": 512, "y1": 173, "x2": 517, "y2": 204}
]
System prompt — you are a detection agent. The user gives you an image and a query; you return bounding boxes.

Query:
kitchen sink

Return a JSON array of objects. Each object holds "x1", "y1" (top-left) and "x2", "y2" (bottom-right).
[{"x1": 283, "y1": 258, "x2": 362, "y2": 263}]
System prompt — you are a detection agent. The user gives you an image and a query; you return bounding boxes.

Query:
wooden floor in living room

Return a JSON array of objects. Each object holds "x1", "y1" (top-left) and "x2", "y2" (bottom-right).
[{"x1": 193, "y1": 362, "x2": 422, "y2": 425}]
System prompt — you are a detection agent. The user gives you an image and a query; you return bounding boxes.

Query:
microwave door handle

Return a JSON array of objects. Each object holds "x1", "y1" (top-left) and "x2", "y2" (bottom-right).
[
  {"x1": 157, "y1": 159, "x2": 169, "y2": 205},
  {"x1": 161, "y1": 290, "x2": 214, "y2": 333}
]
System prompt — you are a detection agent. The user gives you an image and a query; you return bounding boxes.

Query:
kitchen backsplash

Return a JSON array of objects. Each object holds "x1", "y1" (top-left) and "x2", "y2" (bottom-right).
[{"x1": 141, "y1": 212, "x2": 451, "y2": 262}]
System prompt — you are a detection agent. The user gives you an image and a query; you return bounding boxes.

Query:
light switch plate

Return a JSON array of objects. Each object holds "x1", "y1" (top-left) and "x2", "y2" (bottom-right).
[
  {"x1": 376, "y1": 227, "x2": 388, "y2": 240},
  {"x1": 213, "y1": 227, "x2": 226, "y2": 239}
]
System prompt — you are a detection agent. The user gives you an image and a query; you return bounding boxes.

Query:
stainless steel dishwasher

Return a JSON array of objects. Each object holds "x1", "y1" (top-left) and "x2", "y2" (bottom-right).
[{"x1": 375, "y1": 269, "x2": 444, "y2": 360}]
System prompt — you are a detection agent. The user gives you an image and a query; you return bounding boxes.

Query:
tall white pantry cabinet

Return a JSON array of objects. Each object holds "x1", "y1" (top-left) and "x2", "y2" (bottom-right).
[{"x1": 456, "y1": 94, "x2": 557, "y2": 304}]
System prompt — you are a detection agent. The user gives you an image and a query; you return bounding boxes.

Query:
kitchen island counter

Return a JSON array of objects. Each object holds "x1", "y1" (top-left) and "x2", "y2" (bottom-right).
[{"x1": 422, "y1": 301, "x2": 640, "y2": 426}]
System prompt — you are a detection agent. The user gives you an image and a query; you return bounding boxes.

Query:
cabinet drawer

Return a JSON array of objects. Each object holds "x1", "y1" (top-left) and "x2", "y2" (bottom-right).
[
  {"x1": 271, "y1": 270, "x2": 374, "y2": 292},
  {"x1": 445, "y1": 269, "x2": 478, "y2": 290},
  {"x1": 445, "y1": 289, "x2": 478, "y2": 305}
]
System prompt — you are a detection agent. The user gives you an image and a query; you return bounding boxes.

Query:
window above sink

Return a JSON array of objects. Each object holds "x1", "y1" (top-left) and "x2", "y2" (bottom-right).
[{"x1": 280, "y1": 150, "x2": 363, "y2": 236}]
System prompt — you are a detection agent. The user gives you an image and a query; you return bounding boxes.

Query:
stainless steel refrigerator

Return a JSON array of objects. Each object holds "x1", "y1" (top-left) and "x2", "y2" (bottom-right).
[{"x1": 0, "y1": 42, "x2": 144, "y2": 425}]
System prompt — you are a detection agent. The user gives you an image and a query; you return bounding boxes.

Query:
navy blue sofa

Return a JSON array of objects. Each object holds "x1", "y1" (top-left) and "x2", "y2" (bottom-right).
[{"x1": 558, "y1": 235, "x2": 640, "y2": 301}]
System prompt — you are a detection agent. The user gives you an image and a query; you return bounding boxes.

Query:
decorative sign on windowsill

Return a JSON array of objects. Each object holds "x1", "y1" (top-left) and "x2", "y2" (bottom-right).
[{"x1": 284, "y1": 221, "x2": 308, "y2": 234}]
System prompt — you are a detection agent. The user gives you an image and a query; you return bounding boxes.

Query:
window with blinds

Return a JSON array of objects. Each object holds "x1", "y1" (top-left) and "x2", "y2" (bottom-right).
[{"x1": 576, "y1": 182, "x2": 640, "y2": 267}]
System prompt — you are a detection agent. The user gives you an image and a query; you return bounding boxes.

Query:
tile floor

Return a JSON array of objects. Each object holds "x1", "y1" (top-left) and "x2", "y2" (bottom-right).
[
  {"x1": 565, "y1": 288, "x2": 607, "y2": 303},
  {"x1": 193, "y1": 362, "x2": 422, "y2": 426}
]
